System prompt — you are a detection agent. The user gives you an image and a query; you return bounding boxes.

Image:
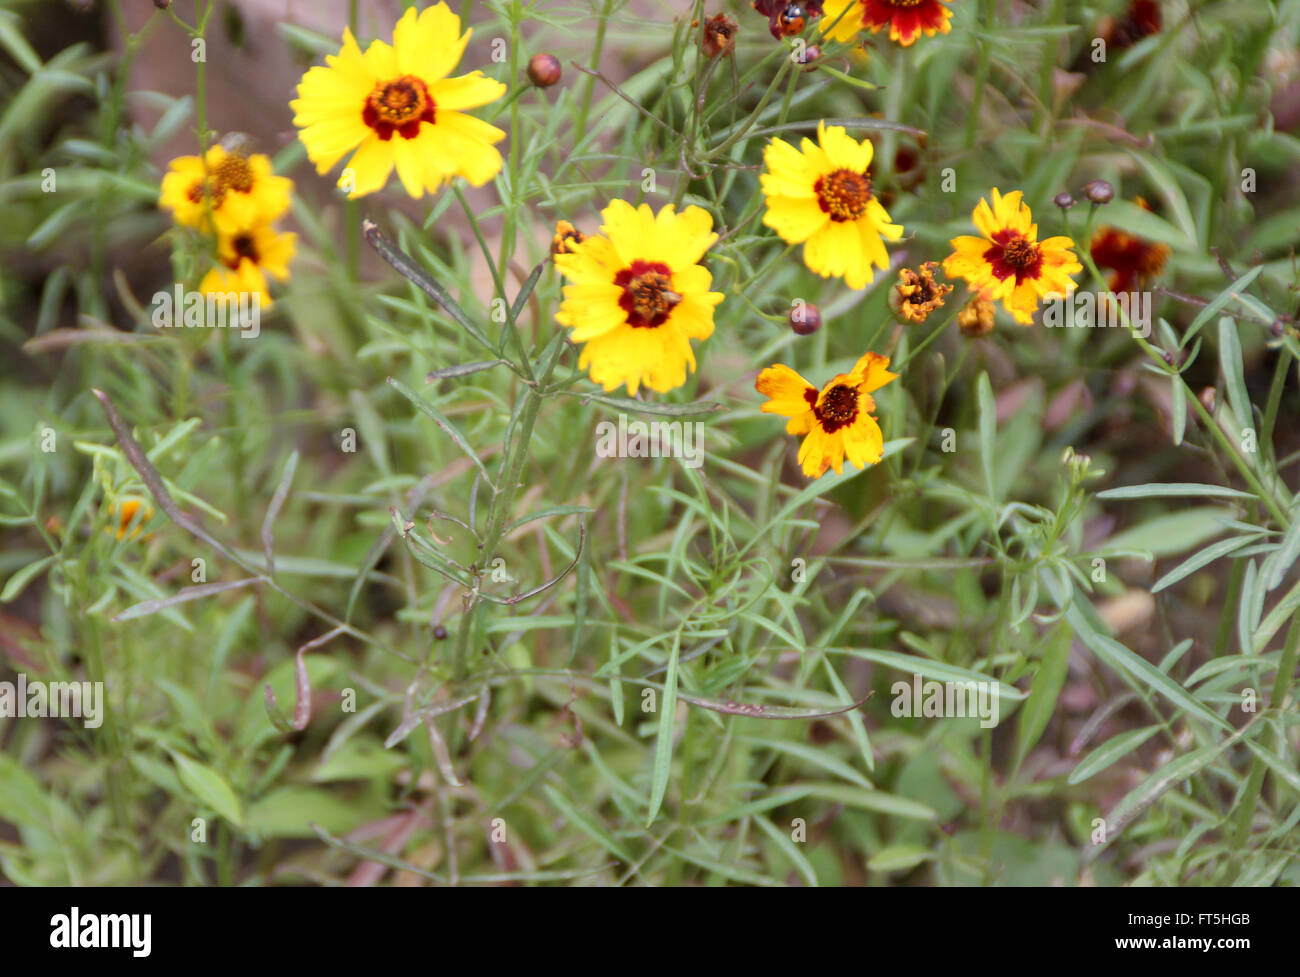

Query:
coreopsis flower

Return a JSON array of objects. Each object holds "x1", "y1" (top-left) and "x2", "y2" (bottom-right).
[
  {"x1": 761, "y1": 121, "x2": 903, "y2": 289},
  {"x1": 110, "y1": 498, "x2": 153, "y2": 541},
  {"x1": 755, "y1": 351, "x2": 897, "y2": 478},
  {"x1": 943, "y1": 188, "x2": 1081, "y2": 325},
  {"x1": 291, "y1": 3, "x2": 506, "y2": 199},
  {"x1": 554, "y1": 200, "x2": 723, "y2": 395},
  {"x1": 822, "y1": 0, "x2": 954, "y2": 46},
  {"x1": 892, "y1": 261, "x2": 952, "y2": 323},
  {"x1": 753, "y1": 1, "x2": 824, "y2": 39},
  {"x1": 1090, "y1": 199, "x2": 1170, "y2": 292},
  {"x1": 199, "y1": 223, "x2": 297, "y2": 310},
  {"x1": 159, "y1": 145, "x2": 291, "y2": 234}
]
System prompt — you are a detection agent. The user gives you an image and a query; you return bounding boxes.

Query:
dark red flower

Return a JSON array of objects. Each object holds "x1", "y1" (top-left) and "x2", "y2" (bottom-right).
[
  {"x1": 753, "y1": 0, "x2": 824, "y2": 40},
  {"x1": 1090, "y1": 199, "x2": 1171, "y2": 293}
]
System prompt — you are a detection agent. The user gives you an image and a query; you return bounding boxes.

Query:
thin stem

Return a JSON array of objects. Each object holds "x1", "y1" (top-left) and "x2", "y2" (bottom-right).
[{"x1": 1232, "y1": 610, "x2": 1300, "y2": 850}]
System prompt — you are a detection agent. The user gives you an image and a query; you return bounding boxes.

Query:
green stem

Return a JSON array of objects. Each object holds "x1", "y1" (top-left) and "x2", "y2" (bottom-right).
[
  {"x1": 452, "y1": 184, "x2": 535, "y2": 381},
  {"x1": 573, "y1": 0, "x2": 614, "y2": 140},
  {"x1": 1078, "y1": 248, "x2": 1291, "y2": 528},
  {"x1": 964, "y1": 0, "x2": 995, "y2": 149},
  {"x1": 1232, "y1": 610, "x2": 1300, "y2": 850}
]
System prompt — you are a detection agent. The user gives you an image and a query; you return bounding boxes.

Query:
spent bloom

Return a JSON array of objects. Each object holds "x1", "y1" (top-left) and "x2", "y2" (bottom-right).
[
  {"x1": 957, "y1": 294, "x2": 995, "y2": 337},
  {"x1": 553, "y1": 201, "x2": 724, "y2": 395},
  {"x1": 822, "y1": 0, "x2": 955, "y2": 46},
  {"x1": 943, "y1": 188, "x2": 1081, "y2": 325},
  {"x1": 291, "y1": 3, "x2": 506, "y2": 199},
  {"x1": 761, "y1": 121, "x2": 903, "y2": 290},
  {"x1": 755, "y1": 351, "x2": 897, "y2": 478},
  {"x1": 700, "y1": 13, "x2": 738, "y2": 57},
  {"x1": 892, "y1": 262, "x2": 952, "y2": 323}
]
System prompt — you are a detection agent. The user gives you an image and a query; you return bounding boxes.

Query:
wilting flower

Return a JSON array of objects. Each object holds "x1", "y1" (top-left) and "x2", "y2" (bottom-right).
[
  {"x1": 110, "y1": 497, "x2": 153, "y2": 542},
  {"x1": 551, "y1": 220, "x2": 587, "y2": 256},
  {"x1": 753, "y1": 1, "x2": 824, "y2": 40},
  {"x1": 199, "y1": 223, "x2": 297, "y2": 309},
  {"x1": 700, "y1": 13, "x2": 738, "y2": 57},
  {"x1": 957, "y1": 294, "x2": 995, "y2": 336},
  {"x1": 892, "y1": 262, "x2": 952, "y2": 323},
  {"x1": 943, "y1": 188, "x2": 1081, "y2": 325},
  {"x1": 554, "y1": 200, "x2": 723, "y2": 395},
  {"x1": 291, "y1": 3, "x2": 506, "y2": 199},
  {"x1": 822, "y1": 0, "x2": 954, "y2": 46},
  {"x1": 761, "y1": 121, "x2": 903, "y2": 289},
  {"x1": 159, "y1": 145, "x2": 291, "y2": 234},
  {"x1": 1090, "y1": 199, "x2": 1170, "y2": 293},
  {"x1": 755, "y1": 351, "x2": 897, "y2": 478}
]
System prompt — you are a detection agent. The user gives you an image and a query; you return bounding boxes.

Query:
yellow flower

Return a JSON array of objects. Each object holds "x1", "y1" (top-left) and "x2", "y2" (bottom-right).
[
  {"x1": 756, "y1": 351, "x2": 897, "y2": 478},
  {"x1": 110, "y1": 497, "x2": 153, "y2": 542},
  {"x1": 554, "y1": 200, "x2": 724, "y2": 395},
  {"x1": 159, "y1": 145, "x2": 292, "y2": 234},
  {"x1": 761, "y1": 121, "x2": 903, "y2": 289},
  {"x1": 943, "y1": 188, "x2": 1082, "y2": 325},
  {"x1": 198, "y1": 223, "x2": 297, "y2": 311},
  {"x1": 291, "y1": 3, "x2": 506, "y2": 199}
]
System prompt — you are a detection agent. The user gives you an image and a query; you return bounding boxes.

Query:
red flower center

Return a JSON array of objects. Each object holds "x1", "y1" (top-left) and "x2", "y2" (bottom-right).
[
  {"x1": 364, "y1": 76, "x2": 436, "y2": 141},
  {"x1": 815, "y1": 169, "x2": 872, "y2": 222},
  {"x1": 807, "y1": 383, "x2": 860, "y2": 433},
  {"x1": 984, "y1": 230, "x2": 1043, "y2": 284},
  {"x1": 614, "y1": 260, "x2": 680, "y2": 328}
]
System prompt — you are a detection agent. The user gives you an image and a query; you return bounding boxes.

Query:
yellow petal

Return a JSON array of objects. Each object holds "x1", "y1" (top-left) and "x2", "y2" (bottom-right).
[
  {"x1": 342, "y1": 136, "x2": 395, "y2": 198},
  {"x1": 757, "y1": 364, "x2": 817, "y2": 418}
]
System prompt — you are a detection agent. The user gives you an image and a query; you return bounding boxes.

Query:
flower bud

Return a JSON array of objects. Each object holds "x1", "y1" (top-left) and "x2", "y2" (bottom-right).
[
  {"x1": 527, "y1": 53, "x2": 562, "y2": 88},
  {"x1": 1083, "y1": 179, "x2": 1115, "y2": 205},
  {"x1": 789, "y1": 302, "x2": 821, "y2": 335},
  {"x1": 1054, "y1": 192, "x2": 1075, "y2": 210}
]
